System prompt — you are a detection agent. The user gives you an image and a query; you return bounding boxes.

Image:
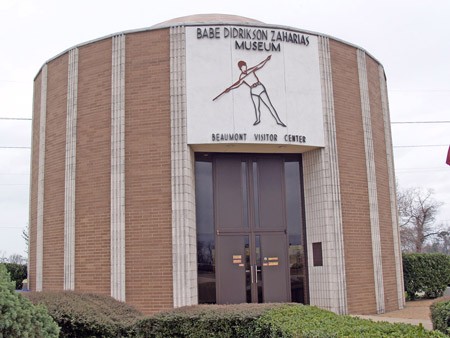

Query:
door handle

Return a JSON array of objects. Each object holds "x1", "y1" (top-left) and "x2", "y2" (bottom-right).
[{"x1": 249, "y1": 265, "x2": 261, "y2": 284}]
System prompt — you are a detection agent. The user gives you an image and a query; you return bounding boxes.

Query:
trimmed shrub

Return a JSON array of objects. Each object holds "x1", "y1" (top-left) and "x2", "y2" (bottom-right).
[
  {"x1": 135, "y1": 303, "x2": 281, "y2": 337},
  {"x1": 258, "y1": 304, "x2": 446, "y2": 337},
  {"x1": 1, "y1": 263, "x2": 27, "y2": 289},
  {"x1": 0, "y1": 264, "x2": 59, "y2": 337},
  {"x1": 431, "y1": 299, "x2": 450, "y2": 335},
  {"x1": 403, "y1": 253, "x2": 450, "y2": 300},
  {"x1": 135, "y1": 303, "x2": 446, "y2": 337},
  {"x1": 24, "y1": 291, "x2": 144, "y2": 337}
]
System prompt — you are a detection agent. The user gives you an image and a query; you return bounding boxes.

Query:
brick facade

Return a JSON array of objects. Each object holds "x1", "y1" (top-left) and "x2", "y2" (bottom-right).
[
  {"x1": 42, "y1": 55, "x2": 68, "y2": 290},
  {"x1": 29, "y1": 16, "x2": 403, "y2": 315},
  {"x1": 29, "y1": 72, "x2": 41, "y2": 291},
  {"x1": 74, "y1": 39, "x2": 112, "y2": 295},
  {"x1": 124, "y1": 30, "x2": 173, "y2": 314},
  {"x1": 366, "y1": 56, "x2": 399, "y2": 312},
  {"x1": 330, "y1": 40, "x2": 377, "y2": 314}
]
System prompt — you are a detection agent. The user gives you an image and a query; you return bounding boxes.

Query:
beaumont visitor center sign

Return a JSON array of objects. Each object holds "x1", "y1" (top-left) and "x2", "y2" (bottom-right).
[{"x1": 186, "y1": 25, "x2": 325, "y2": 151}]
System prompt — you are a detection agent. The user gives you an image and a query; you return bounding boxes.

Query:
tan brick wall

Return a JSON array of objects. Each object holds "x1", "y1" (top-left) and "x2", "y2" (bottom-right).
[
  {"x1": 124, "y1": 29, "x2": 173, "y2": 314},
  {"x1": 74, "y1": 39, "x2": 112, "y2": 294},
  {"x1": 29, "y1": 72, "x2": 41, "y2": 291},
  {"x1": 42, "y1": 55, "x2": 68, "y2": 290},
  {"x1": 366, "y1": 56, "x2": 399, "y2": 312},
  {"x1": 330, "y1": 40, "x2": 377, "y2": 314},
  {"x1": 29, "y1": 25, "x2": 401, "y2": 315}
]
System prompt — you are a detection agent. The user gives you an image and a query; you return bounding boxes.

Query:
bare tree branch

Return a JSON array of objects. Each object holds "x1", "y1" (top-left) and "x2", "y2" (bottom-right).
[{"x1": 397, "y1": 187, "x2": 444, "y2": 253}]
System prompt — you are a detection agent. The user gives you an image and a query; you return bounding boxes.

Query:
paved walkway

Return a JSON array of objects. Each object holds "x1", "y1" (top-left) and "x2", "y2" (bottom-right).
[{"x1": 354, "y1": 297, "x2": 450, "y2": 331}]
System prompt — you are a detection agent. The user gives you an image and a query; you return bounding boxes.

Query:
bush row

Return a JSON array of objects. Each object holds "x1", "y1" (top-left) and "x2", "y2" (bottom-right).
[
  {"x1": 21, "y1": 291, "x2": 450, "y2": 338},
  {"x1": 22, "y1": 291, "x2": 448, "y2": 337},
  {"x1": 258, "y1": 304, "x2": 446, "y2": 338},
  {"x1": 0, "y1": 265, "x2": 59, "y2": 337},
  {"x1": 24, "y1": 291, "x2": 144, "y2": 337},
  {"x1": 135, "y1": 303, "x2": 445, "y2": 337},
  {"x1": 403, "y1": 253, "x2": 450, "y2": 300},
  {"x1": 135, "y1": 303, "x2": 282, "y2": 337}
]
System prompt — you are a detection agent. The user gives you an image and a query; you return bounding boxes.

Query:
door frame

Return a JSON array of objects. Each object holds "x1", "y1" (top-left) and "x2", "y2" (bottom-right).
[{"x1": 194, "y1": 152, "x2": 309, "y2": 305}]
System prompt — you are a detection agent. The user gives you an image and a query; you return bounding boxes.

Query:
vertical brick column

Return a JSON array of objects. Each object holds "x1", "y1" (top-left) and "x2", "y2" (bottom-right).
[
  {"x1": 36, "y1": 65, "x2": 48, "y2": 292},
  {"x1": 357, "y1": 50, "x2": 385, "y2": 314},
  {"x1": 379, "y1": 66, "x2": 404, "y2": 310},
  {"x1": 64, "y1": 48, "x2": 78, "y2": 290},
  {"x1": 303, "y1": 35, "x2": 347, "y2": 314},
  {"x1": 170, "y1": 26, "x2": 198, "y2": 308},
  {"x1": 29, "y1": 71, "x2": 42, "y2": 291},
  {"x1": 111, "y1": 34, "x2": 126, "y2": 301}
]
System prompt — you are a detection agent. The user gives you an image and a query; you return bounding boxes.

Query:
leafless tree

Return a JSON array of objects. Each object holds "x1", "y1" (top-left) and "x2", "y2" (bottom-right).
[
  {"x1": 0, "y1": 252, "x2": 27, "y2": 264},
  {"x1": 397, "y1": 187, "x2": 444, "y2": 253},
  {"x1": 7, "y1": 253, "x2": 27, "y2": 264},
  {"x1": 424, "y1": 225, "x2": 450, "y2": 254}
]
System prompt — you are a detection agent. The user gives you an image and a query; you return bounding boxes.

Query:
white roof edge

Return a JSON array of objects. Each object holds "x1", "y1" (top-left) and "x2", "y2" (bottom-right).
[{"x1": 34, "y1": 20, "x2": 383, "y2": 80}]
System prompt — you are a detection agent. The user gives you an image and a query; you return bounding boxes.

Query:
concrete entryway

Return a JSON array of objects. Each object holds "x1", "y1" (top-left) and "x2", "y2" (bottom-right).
[{"x1": 355, "y1": 297, "x2": 450, "y2": 331}]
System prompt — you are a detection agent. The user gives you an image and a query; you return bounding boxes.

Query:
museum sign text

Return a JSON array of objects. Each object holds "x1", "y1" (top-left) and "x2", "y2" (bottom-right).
[{"x1": 197, "y1": 26, "x2": 310, "y2": 52}]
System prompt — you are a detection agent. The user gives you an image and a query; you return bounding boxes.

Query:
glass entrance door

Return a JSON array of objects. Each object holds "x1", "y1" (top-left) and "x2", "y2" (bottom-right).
[
  {"x1": 195, "y1": 153, "x2": 308, "y2": 305},
  {"x1": 214, "y1": 155, "x2": 290, "y2": 304},
  {"x1": 216, "y1": 232, "x2": 289, "y2": 304}
]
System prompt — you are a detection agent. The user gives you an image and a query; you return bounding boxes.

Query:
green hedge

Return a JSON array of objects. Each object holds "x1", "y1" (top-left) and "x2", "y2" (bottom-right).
[
  {"x1": 135, "y1": 303, "x2": 281, "y2": 337},
  {"x1": 24, "y1": 291, "x2": 144, "y2": 337},
  {"x1": 431, "y1": 299, "x2": 450, "y2": 335},
  {"x1": 0, "y1": 264, "x2": 59, "y2": 337},
  {"x1": 20, "y1": 290, "x2": 449, "y2": 337},
  {"x1": 0, "y1": 263, "x2": 27, "y2": 289},
  {"x1": 403, "y1": 253, "x2": 450, "y2": 300},
  {"x1": 259, "y1": 304, "x2": 446, "y2": 338},
  {"x1": 135, "y1": 303, "x2": 446, "y2": 337}
]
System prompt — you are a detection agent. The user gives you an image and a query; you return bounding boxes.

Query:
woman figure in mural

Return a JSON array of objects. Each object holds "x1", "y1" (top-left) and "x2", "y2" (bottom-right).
[{"x1": 213, "y1": 55, "x2": 287, "y2": 127}]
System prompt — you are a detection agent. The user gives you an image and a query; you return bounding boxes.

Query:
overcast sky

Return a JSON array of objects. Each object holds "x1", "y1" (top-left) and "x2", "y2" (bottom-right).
[{"x1": 0, "y1": 0, "x2": 449, "y2": 258}]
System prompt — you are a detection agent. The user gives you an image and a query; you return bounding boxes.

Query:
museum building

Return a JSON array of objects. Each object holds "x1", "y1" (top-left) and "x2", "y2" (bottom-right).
[{"x1": 28, "y1": 14, "x2": 404, "y2": 315}]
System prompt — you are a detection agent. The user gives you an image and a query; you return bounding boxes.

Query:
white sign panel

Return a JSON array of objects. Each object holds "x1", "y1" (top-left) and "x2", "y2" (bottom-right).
[{"x1": 186, "y1": 26, "x2": 324, "y2": 149}]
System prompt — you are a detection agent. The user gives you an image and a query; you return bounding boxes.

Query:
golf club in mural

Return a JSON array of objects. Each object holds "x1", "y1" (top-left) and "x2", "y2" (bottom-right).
[{"x1": 213, "y1": 55, "x2": 287, "y2": 127}]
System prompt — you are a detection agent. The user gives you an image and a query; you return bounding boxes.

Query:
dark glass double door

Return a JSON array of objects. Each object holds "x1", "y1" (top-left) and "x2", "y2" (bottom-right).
[{"x1": 214, "y1": 155, "x2": 290, "y2": 304}]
